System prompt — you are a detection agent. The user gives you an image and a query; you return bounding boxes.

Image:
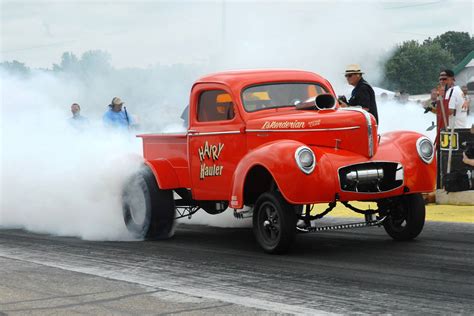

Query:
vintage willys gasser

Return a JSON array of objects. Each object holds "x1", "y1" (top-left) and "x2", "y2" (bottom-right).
[{"x1": 122, "y1": 70, "x2": 436, "y2": 253}]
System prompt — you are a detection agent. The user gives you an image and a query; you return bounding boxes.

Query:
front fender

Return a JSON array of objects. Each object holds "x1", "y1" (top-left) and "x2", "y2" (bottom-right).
[
  {"x1": 230, "y1": 140, "x2": 338, "y2": 208},
  {"x1": 379, "y1": 131, "x2": 436, "y2": 193}
]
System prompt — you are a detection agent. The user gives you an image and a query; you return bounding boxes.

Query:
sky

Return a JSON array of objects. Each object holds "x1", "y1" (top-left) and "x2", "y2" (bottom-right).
[{"x1": 1, "y1": 0, "x2": 472, "y2": 80}]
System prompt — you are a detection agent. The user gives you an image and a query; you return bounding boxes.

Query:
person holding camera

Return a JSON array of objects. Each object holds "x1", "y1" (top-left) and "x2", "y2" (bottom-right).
[
  {"x1": 338, "y1": 64, "x2": 378, "y2": 124},
  {"x1": 463, "y1": 152, "x2": 474, "y2": 167},
  {"x1": 439, "y1": 69, "x2": 469, "y2": 128},
  {"x1": 443, "y1": 126, "x2": 474, "y2": 192},
  {"x1": 463, "y1": 128, "x2": 474, "y2": 167},
  {"x1": 423, "y1": 88, "x2": 438, "y2": 111}
]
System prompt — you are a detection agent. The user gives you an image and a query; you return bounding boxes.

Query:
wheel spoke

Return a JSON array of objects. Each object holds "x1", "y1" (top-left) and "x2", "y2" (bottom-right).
[
  {"x1": 273, "y1": 222, "x2": 280, "y2": 231},
  {"x1": 265, "y1": 206, "x2": 272, "y2": 220},
  {"x1": 270, "y1": 227, "x2": 277, "y2": 240}
]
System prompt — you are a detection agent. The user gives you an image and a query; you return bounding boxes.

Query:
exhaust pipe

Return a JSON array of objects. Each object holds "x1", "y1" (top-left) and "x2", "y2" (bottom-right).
[{"x1": 346, "y1": 168, "x2": 384, "y2": 185}]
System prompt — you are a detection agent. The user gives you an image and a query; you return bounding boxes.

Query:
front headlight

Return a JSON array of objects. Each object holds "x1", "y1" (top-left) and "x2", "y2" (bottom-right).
[
  {"x1": 416, "y1": 137, "x2": 434, "y2": 164},
  {"x1": 295, "y1": 146, "x2": 316, "y2": 174}
]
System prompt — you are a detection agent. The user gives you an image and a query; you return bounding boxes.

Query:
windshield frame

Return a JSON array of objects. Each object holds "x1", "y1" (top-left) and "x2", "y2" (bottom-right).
[{"x1": 240, "y1": 81, "x2": 330, "y2": 113}]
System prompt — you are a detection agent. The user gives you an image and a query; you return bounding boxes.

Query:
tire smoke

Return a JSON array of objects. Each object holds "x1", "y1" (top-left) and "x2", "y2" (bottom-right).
[{"x1": 0, "y1": 71, "x2": 144, "y2": 240}]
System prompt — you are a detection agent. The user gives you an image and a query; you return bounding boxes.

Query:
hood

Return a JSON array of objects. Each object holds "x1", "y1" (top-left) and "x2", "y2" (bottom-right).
[{"x1": 245, "y1": 108, "x2": 378, "y2": 158}]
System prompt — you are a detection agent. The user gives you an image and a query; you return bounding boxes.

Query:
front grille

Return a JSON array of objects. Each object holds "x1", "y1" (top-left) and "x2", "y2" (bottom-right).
[{"x1": 338, "y1": 162, "x2": 403, "y2": 193}]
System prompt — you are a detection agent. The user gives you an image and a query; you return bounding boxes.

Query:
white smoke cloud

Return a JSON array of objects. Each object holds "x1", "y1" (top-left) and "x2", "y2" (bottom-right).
[
  {"x1": 1, "y1": 68, "x2": 471, "y2": 240},
  {"x1": 378, "y1": 100, "x2": 437, "y2": 140},
  {"x1": 0, "y1": 69, "x2": 251, "y2": 239},
  {"x1": 0, "y1": 71, "x2": 144, "y2": 240},
  {"x1": 1, "y1": 1, "x2": 472, "y2": 239}
]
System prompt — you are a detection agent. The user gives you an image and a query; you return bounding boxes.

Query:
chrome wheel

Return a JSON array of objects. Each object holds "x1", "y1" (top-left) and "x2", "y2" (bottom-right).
[
  {"x1": 253, "y1": 191, "x2": 296, "y2": 254},
  {"x1": 258, "y1": 202, "x2": 281, "y2": 243}
]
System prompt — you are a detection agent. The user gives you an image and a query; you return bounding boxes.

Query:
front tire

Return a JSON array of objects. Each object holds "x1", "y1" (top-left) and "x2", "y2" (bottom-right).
[
  {"x1": 122, "y1": 166, "x2": 175, "y2": 239},
  {"x1": 253, "y1": 191, "x2": 297, "y2": 254},
  {"x1": 382, "y1": 193, "x2": 425, "y2": 241}
]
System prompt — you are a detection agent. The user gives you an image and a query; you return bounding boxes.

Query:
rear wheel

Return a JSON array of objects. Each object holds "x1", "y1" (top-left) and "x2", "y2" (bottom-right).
[
  {"x1": 253, "y1": 191, "x2": 297, "y2": 254},
  {"x1": 382, "y1": 193, "x2": 425, "y2": 241},
  {"x1": 122, "y1": 166, "x2": 175, "y2": 239}
]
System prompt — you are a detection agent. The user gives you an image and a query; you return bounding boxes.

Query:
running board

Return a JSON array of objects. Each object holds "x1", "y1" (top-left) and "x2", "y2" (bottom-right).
[{"x1": 296, "y1": 216, "x2": 386, "y2": 233}]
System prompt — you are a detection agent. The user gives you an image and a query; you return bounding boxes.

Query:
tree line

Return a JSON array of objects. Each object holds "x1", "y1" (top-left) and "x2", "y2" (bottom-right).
[
  {"x1": 383, "y1": 31, "x2": 474, "y2": 94},
  {"x1": 2, "y1": 31, "x2": 473, "y2": 97}
]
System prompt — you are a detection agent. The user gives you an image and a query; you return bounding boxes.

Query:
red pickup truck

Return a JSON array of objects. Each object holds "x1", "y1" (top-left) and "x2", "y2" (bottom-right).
[{"x1": 122, "y1": 69, "x2": 436, "y2": 253}]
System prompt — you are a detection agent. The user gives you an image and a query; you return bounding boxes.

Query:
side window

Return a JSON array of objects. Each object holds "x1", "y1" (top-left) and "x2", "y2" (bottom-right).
[{"x1": 197, "y1": 90, "x2": 235, "y2": 122}]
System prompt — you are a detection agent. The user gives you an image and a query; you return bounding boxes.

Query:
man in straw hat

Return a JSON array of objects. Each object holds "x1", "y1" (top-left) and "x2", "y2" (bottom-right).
[
  {"x1": 339, "y1": 64, "x2": 378, "y2": 124},
  {"x1": 103, "y1": 96, "x2": 133, "y2": 130}
]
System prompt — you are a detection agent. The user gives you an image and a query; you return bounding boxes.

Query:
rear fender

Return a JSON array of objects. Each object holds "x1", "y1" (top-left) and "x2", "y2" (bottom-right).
[{"x1": 144, "y1": 159, "x2": 180, "y2": 189}]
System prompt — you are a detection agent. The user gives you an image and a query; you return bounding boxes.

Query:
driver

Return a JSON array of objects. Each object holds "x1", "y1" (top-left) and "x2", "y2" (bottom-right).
[{"x1": 243, "y1": 91, "x2": 273, "y2": 110}]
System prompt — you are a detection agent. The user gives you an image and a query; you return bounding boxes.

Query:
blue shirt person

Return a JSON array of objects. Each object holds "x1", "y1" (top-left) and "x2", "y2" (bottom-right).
[
  {"x1": 68, "y1": 103, "x2": 89, "y2": 130},
  {"x1": 103, "y1": 97, "x2": 133, "y2": 130}
]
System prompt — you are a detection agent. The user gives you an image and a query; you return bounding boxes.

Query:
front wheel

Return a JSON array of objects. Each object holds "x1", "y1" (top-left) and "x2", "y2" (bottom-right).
[
  {"x1": 122, "y1": 166, "x2": 175, "y2": 240},
  {"x1": 253, "y1": 191, "x2": 297, "y2": 254},
  {"x1": 382, "y1": 193, "x2": 425, "y2": 241}
]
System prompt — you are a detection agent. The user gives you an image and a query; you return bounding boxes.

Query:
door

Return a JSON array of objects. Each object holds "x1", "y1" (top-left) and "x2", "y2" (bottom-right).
[{"x1": 188, "y1": 84, "x2": 247, "y2": 201}]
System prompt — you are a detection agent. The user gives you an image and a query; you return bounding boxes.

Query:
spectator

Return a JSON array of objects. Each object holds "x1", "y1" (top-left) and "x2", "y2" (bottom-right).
[
  {"x1": 103, "y1": 97, "x2": 133, "y2": 130},
  {"x1": 380, "y1": 92, "x2": 388, "y2": 102},
  {"x1": 68, "y1": 103, "x2": 88, "y2": 129},
  {"x1": 463, "y1": 126, "x2": 474, "y2": 166},
  {"x1": 440, "y1": 70, "x2": 469, "y2": 128},
  {"x1": 461, "y1": 85, "x2": 471, "y2": 115},
  {"x1": 399, "y1": 90, "x2": 409, "y2": 104},
  {"x1": 422, "y1": 88, "x2": 438, "y2": 110},
  {"x1": 463, "y1": 152, "x2": 474, "y2": 167},
  {"x1": 394, "y1": 91, "x2": 401, "y2": 103},
  {"x1": 339, "y1": 64, "x2": 379, "y2": 124}
]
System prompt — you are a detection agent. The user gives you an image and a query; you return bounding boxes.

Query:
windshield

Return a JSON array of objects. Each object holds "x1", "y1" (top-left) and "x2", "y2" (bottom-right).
[{"x1": 242, "y1": 83, "x2": 328, "y2": 112}]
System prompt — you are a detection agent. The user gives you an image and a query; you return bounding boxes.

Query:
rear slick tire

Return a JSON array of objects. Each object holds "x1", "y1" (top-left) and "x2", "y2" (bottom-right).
[
  {"x1": 122, "y1": 166, "x2": 175, "y2": 240},
  {"x1": 253, "y1": 191, "x2": 297, "y2": 254},
  {"x1": 383, "y1": 193, "x2": 425, "y2": 241}
]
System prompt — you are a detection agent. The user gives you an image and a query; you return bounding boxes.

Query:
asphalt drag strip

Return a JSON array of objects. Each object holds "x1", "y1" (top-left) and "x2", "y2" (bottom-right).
[
  {"x1": 0, "y1": 257, "x2": 270, "y2": 315},
  {"x1": 0, "y1": 218, "x2": 473, "y2": 315}
]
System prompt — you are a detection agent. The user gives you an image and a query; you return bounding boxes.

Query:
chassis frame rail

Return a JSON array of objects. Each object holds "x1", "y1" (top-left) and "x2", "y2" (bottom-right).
[
  {"x1": 175, "y1": 206, "x2": 200, "y2": 220},
  {"x1": 296, "y1": 216, "x2": 387, "y2": 233}
]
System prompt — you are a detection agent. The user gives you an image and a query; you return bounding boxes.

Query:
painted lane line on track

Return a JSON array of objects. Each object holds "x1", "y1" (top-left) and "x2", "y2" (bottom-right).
[{"x1": 0, "y1": 250, "x2": 335, "y2": 316}]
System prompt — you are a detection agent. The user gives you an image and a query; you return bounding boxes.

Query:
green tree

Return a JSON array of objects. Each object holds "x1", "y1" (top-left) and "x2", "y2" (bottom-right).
[
  {"x1": 80, "y1": 50, "x2": 112, "y2": 73},
  {"x1": 52, "y1": 52, "x2": 80, "y2": 73},
  {"x1": 52, "y1": 50, "x2": 111, "y2": 75},
  {"x1": 0, "y1": 60, "x2": 31, "y2": 77},
  {"x1": 432, "y1": 31, "x2": 474, "y2": 64},
  {"x1": 384, "y1": 40, "x2": 454, "y2": 94}
]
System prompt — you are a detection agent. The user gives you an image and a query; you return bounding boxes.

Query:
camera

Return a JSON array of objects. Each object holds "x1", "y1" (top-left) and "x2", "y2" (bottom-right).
[
  {"x1": 423, "y1": 101, "x2": 436, "y2": 114},
  {"x1": 338, "y1": 95, "x2": 347, "y2": 104}
]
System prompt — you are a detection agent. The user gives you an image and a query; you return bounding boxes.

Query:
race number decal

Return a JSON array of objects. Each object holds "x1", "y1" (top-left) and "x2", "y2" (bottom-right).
[{"x1": 440, "y1": 132, "x2": 459, "y2": 151}]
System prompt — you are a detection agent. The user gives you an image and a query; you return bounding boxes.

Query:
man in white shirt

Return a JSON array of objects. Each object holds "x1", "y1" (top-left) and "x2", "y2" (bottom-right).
[{"x1": 440, "y1": 69, "x2": 469, "y2": 128}]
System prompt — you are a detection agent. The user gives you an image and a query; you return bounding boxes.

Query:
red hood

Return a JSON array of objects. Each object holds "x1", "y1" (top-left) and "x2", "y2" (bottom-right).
[{"x1": 245, "y1": 108, "x2": 378, "y2": 158}]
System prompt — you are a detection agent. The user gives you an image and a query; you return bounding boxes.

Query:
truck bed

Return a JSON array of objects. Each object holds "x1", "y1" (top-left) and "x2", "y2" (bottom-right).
[{"x1": 138, "y1": 133, "x2": 190, "y2": 188}]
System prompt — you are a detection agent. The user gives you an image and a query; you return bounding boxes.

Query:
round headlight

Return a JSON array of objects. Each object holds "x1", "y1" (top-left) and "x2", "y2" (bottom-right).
[
  {"x1": 416, "y1": 137, "x2": 434, "y2": 164},
  {"x1": 295, "y1": 146, "x2": 316, "y2": 174}
]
